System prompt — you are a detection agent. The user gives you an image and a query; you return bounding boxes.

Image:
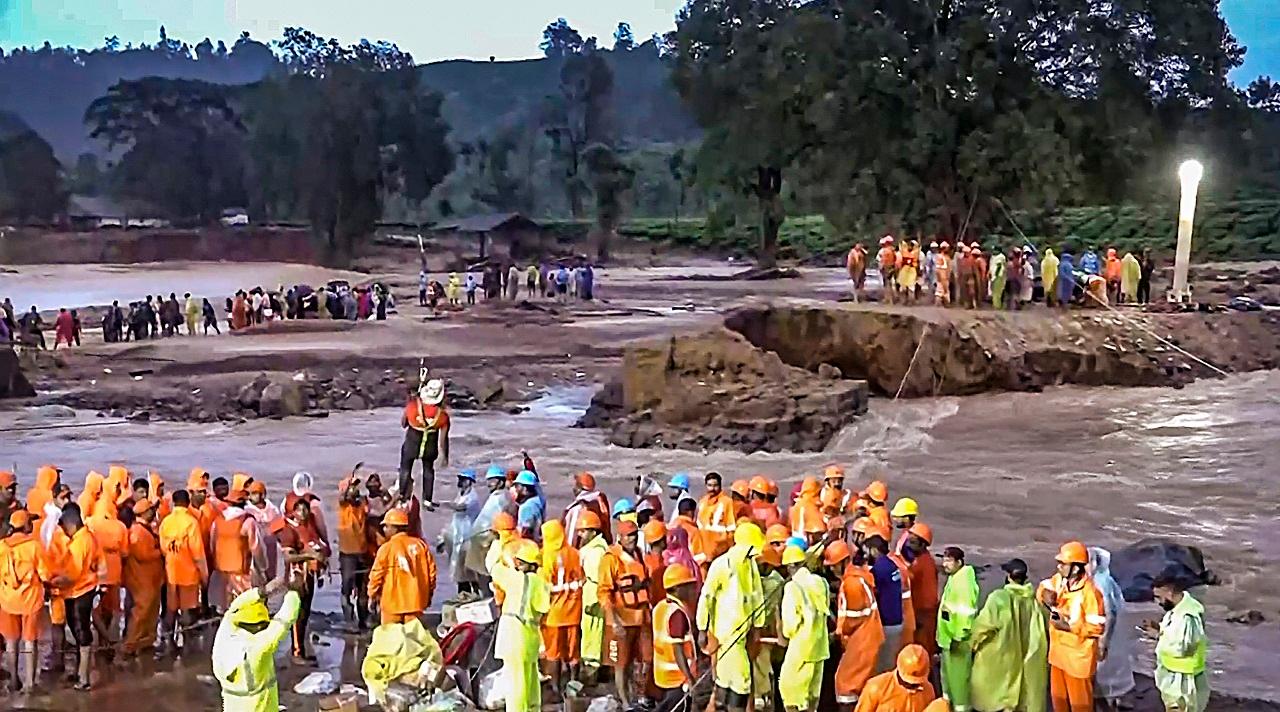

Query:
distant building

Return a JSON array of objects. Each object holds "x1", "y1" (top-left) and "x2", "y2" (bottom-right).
[
  {"x1": 432, "y1": 212, "x2": 545, "y2": 262},
  {"x1": 220, "y1": 207, "x2": 250, "y2": 226},
  {"x1": 64, "y1": 195, "x2": 167, "y2": 230}
]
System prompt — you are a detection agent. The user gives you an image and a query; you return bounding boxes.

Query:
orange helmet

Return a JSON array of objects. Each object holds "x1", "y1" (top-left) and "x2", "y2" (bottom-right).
[
  {"x1": 748, "y1": 475, "x2": 771, "y2": 495},
  {"x1": 1056, "y1": 541, "x2": 1089, "y2": 565},
  {"x1": 765, "y1": 523, "x2": 791, "y2": 545},
  {"x1": 731, "y1": 479, "x2": 750, "y2": 498},
  {"x1": 765, "y1": 479, "x2": 780, "y2": 497},
  {"x1": 643, "y1": 520, "x2": 668, "y2": 545},
  {"x1": 575, "y1": 472, "x2": 596, "y2": 490},
  {"x1": 803, "y1": 515, "x2": 827, "y2": 535},
  {"x1": 384, "y1": 508, "x2": 410, "y2": 528},
  {"x1": 864, "y1": 480, "x2": 888, "y2": 503},
  {"x1": 827, "y1": 515, "x2": 846, "y2": 533},
  {"x1": 757, "y1": 547, "x2": 783, "y2": 567},
  {"x1": 800, "y1": 477, "x2": 821, "y2": 497},
  {"x1": 897, "y1": 644, "x2": 930, "y2": 684},
  {"x1": 663, "y1": 564, "x2": 697, "y2": 590},
  {"x1": 822, "y1": 540, "x2": 851, "y2": 566},
  {"x1": 823, "y1": 464, "x2": 845, "y2": 480},
  {"x1": 908, "y1": 522, "x2": 933, "y2": 545},
  {"x1": 851, "y1": 517, "x2": 873, "y2": 536},
  {"x1": 493, "y1": 512, "x2": 516, "y2": 532},
  {"x1": 577, "y1": 510, "x2": 602, "y2": 531}
]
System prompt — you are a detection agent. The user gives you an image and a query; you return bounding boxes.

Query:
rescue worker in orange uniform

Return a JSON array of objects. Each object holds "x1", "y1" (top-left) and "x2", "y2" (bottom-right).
[
  {"x1": 789, "y1": 476, "x2": 824, "y2": 538},
  {"x1": 367, "y1": 508, "x2": 437, "y2": 626},
  {"x1": 24, "y1": 465, "x2": 60, "y2": 519},
  {"x1": 855, "y1": 644, "x2": 938, "y2": 712},
  {"x1": 149, "y1": 472, "x2": 173, "y2": 520},
  {"x1": 652, "y1": 563, "x2": 699, "y2": 710},
  {"x1": 821, "y1": 465, "x2": 853, "y2": 517},
  {"x1": 878, "y1": 236, "x2": 899, "y2": 305},
  {"x1": 599, "y1": 520, "x2": 652, "y2": 709},
  {"x1": 0, "y1": 509, "x2": 51, "y2": 693},
  {"x1": 158, "y1": 489, "x2": 208, "y2": 656},
  {"x1": 336, "y1": 475, "x2": 372, "y2": 629},
  {"x1": 642, "y1": 521, "x2": 669, "y2": 605},
  {"x1": 540, "y1": 520, "x2": 584, "y2": 697},
  {"x1": 122, "y1": 499, "x2": 164, "y2": 656},
  {"x1": 77, "y1": 471, "x2": 104, "y2": 519},
  {"x1": 209, "y1": 488, "x2": 268, "y2": 612},
  {"x1": 728, "y1": 480, "x2": 752, "y2": 522},
  {"x1": 1038, "y1": 541, "x2": 1107, "y2": 712},
  {"x1": 56, "y1": 504, "x2": 106, "y2": 690},
  {"x1": 828, "y1": 539, "x2": 884, "y2": 710},
  {"x1": 87, "y1": 498, "x2": 128, "y2": 640},
  {"x1": 748, "y1": 476, "x2": 782, "y2": 529},
  {"x1": 905, "y1": 523, "x2": 940, "y2": 655},
  {"x1": 863, "y1": 480, "x2": 892, "y2": 534},
  {"x1": 697, "y1": 472, "x2": 737, "y2": 561},
  {"x1": 669, "y1": 497, "x2": 706, "y2": 569}
]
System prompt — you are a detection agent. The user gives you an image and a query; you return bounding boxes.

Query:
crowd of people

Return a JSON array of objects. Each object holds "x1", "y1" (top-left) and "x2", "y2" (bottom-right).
[
  {"x1": 847, "y1": 238, "x2": 1159, "y2": 310},
  {"x1": 419, "y1": 260, "x2": 598, "y2": 311}
]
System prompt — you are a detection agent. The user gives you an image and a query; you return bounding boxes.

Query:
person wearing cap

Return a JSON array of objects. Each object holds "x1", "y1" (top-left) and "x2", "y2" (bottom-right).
[
  {"x1": 0, "y1": 508, "x2": 47, "y2": 693},
  {"x1": 789, "y1": 476, "x2": 823, "y2": 541},
  {"x1": 612, "y1": 497, "x2": 637, "y2": 526},
  {"x1": 665, "y1": 473, "x2": 695, "y2": 525},
  {"x1": 923, "y1": 241, "x2": 938, "y2": 299},
  {"x1": 747, "y1": 476, "x2": 781, "y2": 529},
  {"x1": 336, "y1": 475, "x2": 372, "y2": 628},
  {"x1": 829, "y1": 539, "x2": 883, "y2": 709},
  {"x1": 697, "y1": 472, "x2": 737, "y2": 562},
  {"x1": 87, "y1": 497, "x2": 128, "y2": 638},
  {"x1": 969, "y1": 557, "x2": 1048, "y2": 712},
  {"x1": 159, "y1": 489, "x2": 208, "y2": 657},
  {"x1": 898, "y1": 238, "x2": 922, "y2": 306},
  {"x1": 211, "y1": 569, "x2": 305, "y2": 712},
  {"x1": 492, "y1": 539, "x2": 550, "y2": 712},
  {"x1": 652, "y1": 562, "x2": 699, "y2": 711},
  {"x1": 698, "y1": 522, "x2": 767, "y2": 712},
  {"x1": 278, "y1": 496, "x2": 330, "y2": 662},
  {"x1": 972, "y1": 243, "x2": 989, "y2": 305},
  {"x1": 441, "y1": 469, "x2": 482, "y2": 597},
  {"x1": 862, "y1": 480, "x2": 891, "y2": 533},
  {"x1": 890, "y1": 498, "x2": 919, "y2": 556},
  {"x1": 122, "y1": 498, "x2": 165, "y2": 656},
  {"x1": 575, "y1": 509, "x2": 610, "y2": 673},
  {"x1": 750, "y1": 540, "x2": 784, "y2": 711},
  {"x1": 938, "y1": 547, "x2": 979, "y2": 712},
  {"x1": 634, "y1": 474, "x2": 666, "y2": 525},
  {"x1": 905, "y1": 523, "x2": 940, "y2": 655},
  {"x1": 642, "y1": 520, "x2": 669, "y2": 602},
  {"x1": 820, "y1": 465, "x2": 850, "y2": 519},
  {"x1": 466, "y1": 466, "x2": 513, "y2": 585},
  {"x1": 1151, "y1": 571, "x2": 1209, "y2": 712},
  {"x1": 778, "y1": 543, "x2": 829, "y2": 712},
  {"x1": 599, "y1": 519, "x2": 653, "y2": 707},
  {"x1": 854, "y1": 644, "x2": 937, "y2": 711},
  {"x1": 878, "y1": 236, "x2": 899, "y2": 305},
  {"x1": 728, "y1": 479, "x2": 752, "y2": 517},
  {"x1": 1037, "y1": 541, "x2": 1106, "y2": 712},
  {"x1": 669, "y1": 497, "x2": 706, "y2": 570},
  {"x1": 0, "y1": 470, "x2": 19, "y2": 519},
  {"x1": 367, "y1": 507, "x2": 437, "y2": 627},
  {"x1": 540, "y1": 520, "x2": 584, "y2": 697},
  {"x1": 513, "y1": 470, "x2": 545, "y2": 542},
  {"x1": 398, "y1": 378, "x2": 452, "y2": 510},
  {"x1": 565, "y1": 472, "x2": 612, "y2": 546}
]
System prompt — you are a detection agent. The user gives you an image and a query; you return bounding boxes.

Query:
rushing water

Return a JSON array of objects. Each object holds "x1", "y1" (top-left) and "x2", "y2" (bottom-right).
[{"x1": 3, "y1": 372, "x2": 1278, "y2": 700}]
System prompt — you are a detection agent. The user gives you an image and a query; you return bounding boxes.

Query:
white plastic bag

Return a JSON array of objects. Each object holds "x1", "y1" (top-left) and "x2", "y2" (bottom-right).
[
  {"x1": 293, "y1": 671, "x2": 337, "y2": 695},
  {"x1": 476, "y1": 668, "x2": 508, "y2": 710}
]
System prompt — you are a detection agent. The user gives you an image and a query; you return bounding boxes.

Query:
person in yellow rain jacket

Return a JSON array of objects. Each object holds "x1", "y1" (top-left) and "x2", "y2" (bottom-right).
[
  {"x1": 1038, "y1": 541, "x2": 1106, "y2": 712},
  {"x1": 1041, "y1": 249, "x2": 1060, "y2": 307},
  {"x1": 211, "y1": 571, "x2": 303, "y2": 712},
  {"x1": 492, "y1": 540, "x2": 550, "y2": 712},
  {"x1": 576, "y1": 510, "x2": 610, "y2": 673},
  {"x1": 778, "y1": 544, "x2": 829, "y2": 712},
  {"x1": 697, "y1": 523, "x2": 766, "y2": 712},
  {"x1": 938, "y1": 547, "x2": 980, "y2": 712}
]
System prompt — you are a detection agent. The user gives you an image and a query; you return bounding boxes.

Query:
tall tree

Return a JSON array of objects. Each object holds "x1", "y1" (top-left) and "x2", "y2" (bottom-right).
[
  {"x1": 0, "y1": 121, "x2": 65, "y2": 222},
  {"x1": 613, "y1": 23, "x2": 636, "y2": 52},
  {"x1": 541, "y1": 18, "x2": 585, "y2": 58},
  {"x1": 584, "y1": 143, "x2": 635, "y2": 259},
  {"x1": 543, "y1": 51, "x2": 615, "y2": 218}
]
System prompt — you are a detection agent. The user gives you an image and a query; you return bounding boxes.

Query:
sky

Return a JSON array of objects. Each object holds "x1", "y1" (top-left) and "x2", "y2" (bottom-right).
[{"x1": 1, "y1": 0, "x2": 1277, "y2": 81}]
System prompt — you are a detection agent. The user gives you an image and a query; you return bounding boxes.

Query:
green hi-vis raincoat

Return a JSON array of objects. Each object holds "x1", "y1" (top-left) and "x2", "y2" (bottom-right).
[
  {"x1": 969, "y1": 582, "x2": 1048, "y2": 712},
  {"x1": 211, "y1": 588, "x2": 302, "y2": 712},
  {"x1": 938, "y1": 564, "x2": 980, "y2": 711}
]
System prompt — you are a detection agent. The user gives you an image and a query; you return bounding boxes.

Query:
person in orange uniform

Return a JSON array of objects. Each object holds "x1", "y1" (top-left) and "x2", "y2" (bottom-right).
[
  {"x1": 878, "y1": 236, "x2": 899, "y2": 305},
  {"x1": 599, "y1": 520, "x2": 652, "y2": 709},
  {"x1": 652, "y1": 563, "x2": 699, "y2": 710},
  {"x1": 122, "y1": 499, "x2": 164, "y2": 656},
  {"x1": 1037, "y1": 541, "x2": 1106, "y2": 712},
  {"x1": 159, "y1": 489, "x2": 208, "y2": 656},
  {"x1": 210, "y1": 489, "x2": 268, "y2": 612},
  {"x1": 855, "y1": 644, "x2": 937, "y2": 712},
  {"x1": 87, "y1": 498, "x2": 128, "y2": 640},
  {"x1": 278, "y1": 497, "x2": 331, "y2": 662},
  {"x1": 104, "y1": 465, "x2": 131, "y2": 510},
  {"x1": 669, "y1": 498, "x2": 706, "y2": 569},
  {"x1": 24, "y1": 465, "x2": 60, "y2": 519},
  {"x1": 829, "y1": 539, "x2": 884, "y2": 710},
  {"x1": 863, "y1": 480, "x2": 892, "y2": 533},
  {"x1": 367, "y1": 508, "x2": 437, "y2": 626},
  {"x1": 728, "y1": 480, "x2": 752, "y2": 522},
  {"x1": 697, "y1": 473, "x2": 737, "y2": 562},
  {"x1": 789, "y1": 476, "x2": 824, "y2": 537},
  {"x1": 821, "y1": 465, "x2": 852, "y2": 518},
  {"x1": 642, "y1": 520, "x2": 668, "y2": 603},
  {"x1": 57, "y1": 504, "x2": 106, "y2": 690},
  {"x1": 748, "y1": 476, "x2": 782, "y2": 528},
  {"x1": 564, "y1": 472, "x2": 612, "y2": 546},
  {"x1": 77, "y1": 471, "x2": 105, "y2": 519},
  {"x1": 0, "y1": 509, "x2": 50, "y2": 693},
  {"x1": 540, "y1": 520, "x2": 584, "y2": 697},
  {"x1": 149, "y1": 472, "x2": 173, "y2": 520},
  {"x1": 905, "y1": 523, "x2": 940, "y2": 656},
  {"x1": 336, "y1": 476, "x2": 372, "y2": 630}
]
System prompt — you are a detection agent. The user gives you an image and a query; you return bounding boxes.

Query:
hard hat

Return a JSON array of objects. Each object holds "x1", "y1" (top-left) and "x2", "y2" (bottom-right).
[
  {"x1": 823, "y1": 541, "x2": 852, "y2": 566},
  {"x1": 514, "y1": 470, "x2": 539, "y2": 487},
  {"x1": 786, "y1": 536, "x2": 807, "y2": 550},
  {"x1": 757, "y1": 547, "x2": 782, "y2": 567},
  {"x1": 577, "y1": 510, "x2": 602, "y2": 531},
  {"x1": 1056, "y1": 541, "x2": 1089, "y2": 565},
  {"x1": 851, "y1": 517, "x2": 873, "y2": 536},
  {"x1": 827, "y1": 516, "x2": 846, "y2": 533},
  {"x1": 187, "y1": 468, "x2": 209, "y2": 492},
  {"x1": 492, "y1": 512, "x2": 516, "y2": 532},
  {"x1": 730, "y1": 479, "x2": 750, "y2": 498},
  {"x1": 514, "y1": 540, "x2": 541, "y2": 565},
  {"x1": 782, "y1": 546, "x2": 807, "y2": 566},
  {"x1": 896, "y1": 644, "x2": 931, "y2": 684},
  {"x1": 748, "y1": 475, "x2": 770, "y2": 495},
  {"x1": 765, "y1": 524, "x2": 791, "y2": 545},
  {"x1": 800, "y1": 477, "x2": 820, "y2": 497},
  {"x1": 384, "y1": 509, "x2": 410, "y2": 528},
  {"x1": 575, "y1": 472, "x2": 597, "y2": 489},
  {"x1": 419, "y1": 379, "x2": 446, "y2": 405},
  {"x1": 612, "y1": 498, "x2": 635, "y2": 516},
  {"x1": 230, "y1": 599, "x2": 271, "y2": 628},
  {"x1": 663, "y1": 564, "x2": 696, "y2": 590},
  {"x1": 485, "y1": 464, "x2": 506, "y2": 480},
  {"x1": 643, "y1": 520, "x2": 668, "y2": 545},
  {"x1": 8, "y1": 509, "x2": 35, "y2": 529},
  {"x1": 890, "y1": 497, "x2": 919, "y2": 518},
  {"x1": 880, "y1": 236, "x2": 894, "y2": 245},
  {"x1": 0, "y1": 471, "x2": 14, "y2": 488},
  {"x1": 458, "y1": 469, "x2": 477, "y2": 482},
  {"x1": 668, "y1": 473, "x2": 691, "y2": 490},
  {"x1": 734, "y1": 522, "x2": 765, "y2": 551},
  {"x1": 617, "y1": 520, "x2": 639, "y2": 537},
  {"x1": 823, "y1": 464, "x2": 845, "y2": 480},
  {"x1": 908, "y1": 522, "x2": 933, "y2": 545},
  {"x1": 864, "y1": 480, "x2": 888, "y2": 503},
  {"x1": 764, "y1": 479, "x2": 780, "y2": 497}
]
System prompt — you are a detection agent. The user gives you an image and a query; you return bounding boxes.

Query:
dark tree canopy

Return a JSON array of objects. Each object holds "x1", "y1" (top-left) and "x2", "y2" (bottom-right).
[
  {"x1": 541, "y1": 18, "x2": 585, "y2": 58},
  {"x1": 613, "y1": 23, "x2": 636, "y2": 52},
  {"x1": 0, "y1": 116, "x2": 66, "y2": 222},
  {"x1": 585, "y1": 143, "x2": 636, "y2": 259},
  {"x1": 543, "y1": 51, "x2": 615, "y2": 219}
]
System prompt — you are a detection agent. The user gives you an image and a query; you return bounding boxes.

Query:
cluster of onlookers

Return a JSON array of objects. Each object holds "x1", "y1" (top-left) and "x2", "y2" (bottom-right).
[{"x1": 420, "y1": 261, "x2": 598, "y2": 311}]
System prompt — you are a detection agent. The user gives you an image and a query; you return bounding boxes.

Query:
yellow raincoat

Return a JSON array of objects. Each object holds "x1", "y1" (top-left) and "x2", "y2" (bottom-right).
[
  {"x1": 779, "y1": 567, "x2": 830, "y2": 709},
  {"x1": 211, "y1": 588, "x2": 301, "y2": 712},
  {"x1": 1041, "y1": 249, "x2": 1060, "y2": 304},
  {"x1": 492, "y1": 559, "x2": 550, "y2": 712},
  {"x1": 1121, "y1": 253, "x2": 1141, "y2": 303},
  {"x1": 360, "y1": 618, "x2": 444, "y2": 704},
  {"x1": 696, "y1": 540, "x2": 766, "y2": 696},
  {"x1": 579, "y1": 533, "x2": 609, "y2": 665}
]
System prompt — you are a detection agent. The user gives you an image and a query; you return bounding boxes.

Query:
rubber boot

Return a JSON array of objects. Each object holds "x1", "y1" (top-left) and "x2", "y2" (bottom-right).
[
  {"x1": 341, "y1": 599, "x2": 356, "y2": 629},
  {"x1": 20, "y1": 644, "x2": 36, "y2": 692},
  {"x1": 3, "y1": 645, "x2": 18, "y2": 692},
  {"x1": 75, "y1": 646, "x2": 92, "y2": 690},
  {"x1": 356, "y1": 599, "x2": 370, "y2": 632}
]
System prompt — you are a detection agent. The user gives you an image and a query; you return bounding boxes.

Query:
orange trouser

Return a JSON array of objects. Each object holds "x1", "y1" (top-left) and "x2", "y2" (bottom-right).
[
  {"x1": 123, "y1": 588, "x2": 160, "y2": 654},
  {"x1": 834, "y1": 637, "x2": 878, "y2": 704},
  {"x1": 1050, "y1": 665, "x2": 1094, "y2": 712}
]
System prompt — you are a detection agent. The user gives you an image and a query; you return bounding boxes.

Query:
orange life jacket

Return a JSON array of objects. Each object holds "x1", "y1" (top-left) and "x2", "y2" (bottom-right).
[
  {"x1": 403, "y1": 399, "x2": 449, "y2": 432},
  {"x1": 878, "y1": 246, "x2": 898, "y2": 271},
  {"x1": 653, "y1": 597, "x2": 696, "y2": 689},
  {"x1": 213, "y1": 513, "x2": 250, "y2": 575}
]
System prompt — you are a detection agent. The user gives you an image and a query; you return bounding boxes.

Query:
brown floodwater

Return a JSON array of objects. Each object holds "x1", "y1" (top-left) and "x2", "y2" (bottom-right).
[{"x1": 4, "y1": 371, "x2": 1279, "y2": 703}]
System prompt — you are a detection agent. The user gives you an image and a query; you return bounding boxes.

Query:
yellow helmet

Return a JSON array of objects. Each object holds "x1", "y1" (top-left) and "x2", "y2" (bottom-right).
[
  {"x1": 734, "y1": 522, "x2": 765, "y2": 551},
  {"x1": 782, "y1": 545, "x2": 807, "y2": 566},
  {"x1": 229, "y1": 599, "x2": 270, "y2": 628},
  {"x1": 514, "y1": 540, "x2": 541, "y2": 565},
  {"x1": 890, "y1": 497, "x2": 919, "y2": 518}
]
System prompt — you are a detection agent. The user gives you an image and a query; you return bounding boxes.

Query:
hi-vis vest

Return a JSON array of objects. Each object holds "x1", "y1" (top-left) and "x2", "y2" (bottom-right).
[
  {"x1": 653, "y1": 597, "x2": 696, "y2": 689},
  {"x1": 213, "y1": 631, "x2": 275, "y2": 699},
  {"x1": 403, "y1": 399, "x2": 445, "y2": 432},
  {"x1": 1159, "y1": 597, "x2": 1207, "y2": 675}
]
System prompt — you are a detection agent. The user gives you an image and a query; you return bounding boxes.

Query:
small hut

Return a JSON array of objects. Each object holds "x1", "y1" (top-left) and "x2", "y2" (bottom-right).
[{"x1": 432, "y1": 212, "x2": 544, "y2": 262}]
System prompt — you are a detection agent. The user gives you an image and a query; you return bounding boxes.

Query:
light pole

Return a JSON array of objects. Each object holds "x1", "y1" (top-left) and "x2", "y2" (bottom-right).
[{"x1": 1169, "y1": 160, "x2": 1203, "y2": 303}]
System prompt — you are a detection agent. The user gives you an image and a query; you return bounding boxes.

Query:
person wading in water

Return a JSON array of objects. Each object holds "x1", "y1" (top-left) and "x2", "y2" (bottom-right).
[{"x1": 398, "y1": 378, "x2": 451, "y2": 511}]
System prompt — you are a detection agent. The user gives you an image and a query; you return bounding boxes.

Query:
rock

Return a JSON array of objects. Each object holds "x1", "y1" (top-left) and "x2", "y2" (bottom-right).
[
  {"x1": 0, "y1": 349, "x2": 36, "y2": 399},
  {"x1": 127, "y1": 410, "x2": 151, "y2": 422},
  {"x1": 259, "y1": 381, "x2": 305, "y2": 418},
  {"x1": 818, "y1": 363, "x2": 843, "y2": 380},
  {"x1": 31, "y1": 404, "x2": 76, "y2": 419},
  {"x1": 236, "y1": 374, "x2": 270, "y2": 409},
  {"x1": 1225, "y1": 610, "x2": 1266, "y2": 626},
  {"x1": 303, "y1": 409, "x2": 330, "y2": 418},
  {"x1": 478, "y1": 381, "x2": 505, "y2": 404},
  {"x1": 1110, "y1": 538, "x2": 1217, "y2": 602},
  {"x1": 344, "y1": 394, "x2": 367, "y2": 410}
]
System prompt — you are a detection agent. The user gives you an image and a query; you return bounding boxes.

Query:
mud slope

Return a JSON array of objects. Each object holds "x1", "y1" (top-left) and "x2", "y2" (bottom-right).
[{"x1": 723, "y1": 304, "x2": 1280, "y2": 397}]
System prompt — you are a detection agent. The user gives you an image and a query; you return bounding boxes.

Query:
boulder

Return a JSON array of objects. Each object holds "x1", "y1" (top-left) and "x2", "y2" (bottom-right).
[
  {"x1": 0, "y1": 349, "x2": 35, "y2": 398},
  {"x1": 259, "y1": 381, "x2": 305, "y2": 418},
  {"x1": 1110, "y1": 538, "x2": 1217, "y2": 602}
]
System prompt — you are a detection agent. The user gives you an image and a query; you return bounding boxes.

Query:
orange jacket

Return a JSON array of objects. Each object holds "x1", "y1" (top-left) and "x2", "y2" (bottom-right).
[
  {"x1": 195, "y1": 501, "x2": 219, "y2": 558},
  {"x1": 696, "y1": 493, "x2": 737, "y2": 560},
  {"x1": 820, "y1": 484, "x2": 852, "y2": 517},
  {"x1": 878, "y1": 246, "x2": 898, "y2": 271},
  {"x1": 87, "y1": 508, "x2": 128, "y2": 587},
  {"x1": 78, "y1": 471, "x2": 105, "y2": 517},
  {"x1": 889, "y1": 553, "x2": 917, "y2": 649},
  {"x1": 123, "y1": 522, "x2": 164, "y2": 596},
  {"x1": 671, "y1": 515, "x2": 708, "y2": 567},
  {"x1": 0, "y1": 533, "x2": 51, "y2": 616},
  {"x1": 24, "y1": 465, "x2": 59, "y2": 518},
  {"x1": 337, "y1": 500, "x2": 370, "y2": 556},
  {"x1": 644, "y1": 551, "x2": 668, "y2": 604},
  {"x1": 909, "y1": 549, "x2": 940, "y2": 654},
  {"x1": 64, "y1": 526, "x2": 107, "y2": 599},
  {"x1": 854, "y1": 670, "x2": 937, "y2": 712},
  {"x1": 159, "y1": 507, "x2": 207, "y2": 587},
  {"x1": 542, "y1": 545, "x2": 585, "y2": 628},
  {"x1": 1038, "y1": 574, "x2": 1106, "y2": 678},
  {"x1": 599, "y1": 544, "x2": 651, "y2": 627},
  {"x1": 836, "y1": 565, "x2": 885, "y2": 699},
  {"x1": 368, "y1": 532, "x2": 437, "y2": 616},
  {"x1": 212, "y1": 511, "x2": 253, "y2": 575},
  {"x1": 749, "y1": 501, "x2": 782, "y2": 530}
]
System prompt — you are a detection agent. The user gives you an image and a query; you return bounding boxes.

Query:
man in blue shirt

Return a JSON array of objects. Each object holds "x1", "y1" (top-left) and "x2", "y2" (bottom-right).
[{"x1": 866, "y1": 534, "x2": 905, "y2": 674}]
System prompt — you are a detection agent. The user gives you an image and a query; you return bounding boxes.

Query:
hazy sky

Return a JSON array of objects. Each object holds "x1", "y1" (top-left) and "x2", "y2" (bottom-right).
[{"x1": 2, "y1": 0, "x2": 1277, "y2": 81}]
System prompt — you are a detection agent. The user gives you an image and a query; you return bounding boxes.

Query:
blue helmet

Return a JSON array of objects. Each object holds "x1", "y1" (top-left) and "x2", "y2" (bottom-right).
[
  {"x1": 612, "y1": 498, "x2": 635, "y2": 516},
  {"x1": 458, "y1": 469, "x2": 477, "y2": 482},
  {"x1": 786, "y1": 536, "x2": 808, "y2": 550},
  {"x1": 667, "y1": 472, "x2": 691, "y2": 490},
  {"x1": 514, "y1": 470, "x2": 539, "y2": 487},
  {"x1": 485, "y1": 464, "x2": 506, "y2": 480}
]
